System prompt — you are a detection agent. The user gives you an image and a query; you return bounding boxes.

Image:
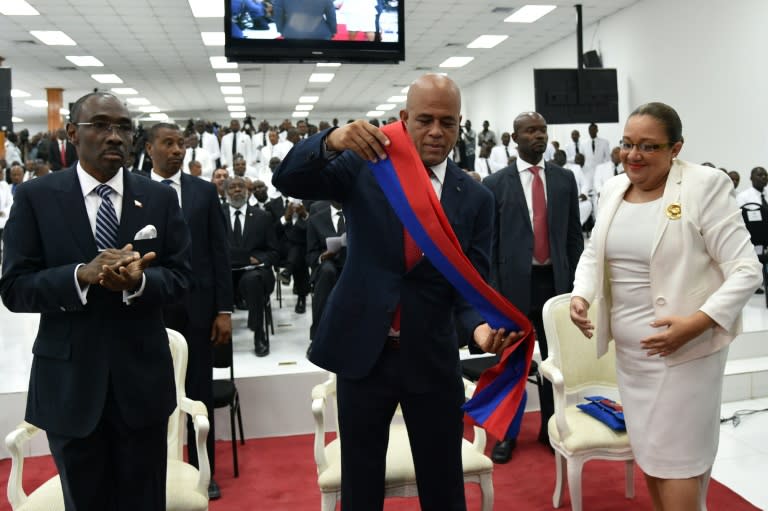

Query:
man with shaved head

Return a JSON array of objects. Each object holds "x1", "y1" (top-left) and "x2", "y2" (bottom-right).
[
  {"x1": 482, "y1": 111, "x2": 583, "y2": 462},
  {"x1": 274, "y1": 74, "x2": 522, "y2": 510}
]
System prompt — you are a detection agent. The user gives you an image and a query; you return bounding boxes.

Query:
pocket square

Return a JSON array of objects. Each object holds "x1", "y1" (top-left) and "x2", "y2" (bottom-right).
[{"x1": 133, "y1": 224, "x2": 157, "y2": 240}]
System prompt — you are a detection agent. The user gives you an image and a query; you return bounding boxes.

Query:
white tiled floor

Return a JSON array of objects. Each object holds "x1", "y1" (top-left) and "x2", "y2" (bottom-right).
[{"x1": 1, "y1": 286, "x2": 767, "y2": 507}]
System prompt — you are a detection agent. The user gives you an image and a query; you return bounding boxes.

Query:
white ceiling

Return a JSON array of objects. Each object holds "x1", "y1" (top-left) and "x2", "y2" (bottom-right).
[{"x1": 1, "y1": 0, "x2": 638, "y2": 129}]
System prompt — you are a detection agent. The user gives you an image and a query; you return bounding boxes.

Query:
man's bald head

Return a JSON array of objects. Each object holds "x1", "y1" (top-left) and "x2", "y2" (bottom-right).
[
  {"x1": 405, "y1": 74, "x2": 461, "y2": 113},
  {"x1": 513, "y1": 112, "x2": 545, "y2": 134}
]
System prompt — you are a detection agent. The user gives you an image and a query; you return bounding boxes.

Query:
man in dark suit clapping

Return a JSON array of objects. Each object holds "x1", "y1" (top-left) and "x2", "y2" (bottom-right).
[
  {"x1": 482, "y1": 112, "x2": 584, "y2": 462},
  {"x1": 0, "y1": 92, "x2": 192, "y2": 511}
]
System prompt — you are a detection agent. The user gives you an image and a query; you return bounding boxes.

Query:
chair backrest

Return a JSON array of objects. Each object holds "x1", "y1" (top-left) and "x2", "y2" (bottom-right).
[
  {"x1": 166, "y1": 328, "x2": 189, "y2": 460},
  {"x1": 741, "y1": 202, "x2": 768, "y2": 246},
  {"x1": 212, "y1": 339, "x2": 235, "y2": 381},
  {"x1": 542, "y1": 294, "x2": 617, "y2": 394}
]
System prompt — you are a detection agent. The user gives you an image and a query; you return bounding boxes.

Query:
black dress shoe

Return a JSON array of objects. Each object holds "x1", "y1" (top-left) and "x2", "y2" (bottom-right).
[
  {"x1": 279, "y1": 269, "x2": 291, "y2": 286},
  {"x1": 208, "y1": 479, "x2": 221, "y2": 500},
  {"x1": 295, "y1": 295, "x2": 306, "y2": 314},
  {"x1": 254, "y1": 332, "x2": 269, "y2": 357},
  {"x1": 756, "y1": 287, "x2": 765, "y2": 295},
  {"x1": 491, "y1": 438, "x2": 516, "y2": 464}
]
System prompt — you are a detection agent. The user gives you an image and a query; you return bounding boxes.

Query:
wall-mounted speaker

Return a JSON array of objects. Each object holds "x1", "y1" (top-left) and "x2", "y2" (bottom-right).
[
  {"x1": 0, "y1": 68, "x2": 12, "y2": 132},
  {"x1": 583, "y1": 50, "x2": 603, "y2": 68}
]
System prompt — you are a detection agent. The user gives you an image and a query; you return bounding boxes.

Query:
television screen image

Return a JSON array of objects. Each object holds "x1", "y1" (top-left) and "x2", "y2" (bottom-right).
[
  {"x1": 533, "y1": 69, "x2": 619, "y2": 124},
  {"x1": 226, "y1": 0, "x2": 404, "y2": 64}
]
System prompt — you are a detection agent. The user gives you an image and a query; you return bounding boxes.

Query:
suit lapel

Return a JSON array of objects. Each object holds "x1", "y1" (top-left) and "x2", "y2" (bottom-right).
[
  {"x1": 179, "y1": 174, "x2": 194, "y2": 220},
  {"x1": 117, "y1": 172, "x2": 146, "y2": 247},
  {"x1": 56, "y1": 168, "x2": 97, "y2": 257},
  {"x1": 506, "y1": 163, "x2": 533, "y2": 232},
  {"x1": 650, "y1": 160, "x2": 683, "y2": 260},
  {"x1": 544, "y1": 163, "x2": 559, "y2": 230}
]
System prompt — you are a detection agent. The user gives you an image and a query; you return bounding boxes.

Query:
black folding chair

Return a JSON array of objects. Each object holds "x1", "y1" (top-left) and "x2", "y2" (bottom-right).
[
  {"x1": 212, "y1": 340, "x2": 245, "y2": 477},
  {"x1": 741, "y1": 202, "x2": 768, "y2": 305}
]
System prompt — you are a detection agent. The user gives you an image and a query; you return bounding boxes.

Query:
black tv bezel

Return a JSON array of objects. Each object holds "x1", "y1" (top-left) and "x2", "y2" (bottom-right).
[
  {"x1": 224, "y1": 1, "x2": 405, "y2": 64},
  {"x1": 533, "y1": 68, "x2": 619, "y2": 124}
]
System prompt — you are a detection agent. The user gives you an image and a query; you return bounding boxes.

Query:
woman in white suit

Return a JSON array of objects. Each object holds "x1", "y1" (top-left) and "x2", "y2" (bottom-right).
[{"x1": 569, "y1": 102, "x2": 761, "y2": 510}]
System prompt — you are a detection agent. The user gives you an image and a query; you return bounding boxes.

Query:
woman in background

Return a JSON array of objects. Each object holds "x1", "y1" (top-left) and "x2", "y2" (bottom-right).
[{"x1": 570, "y1": 102, "x2": 761, "y2": 510}]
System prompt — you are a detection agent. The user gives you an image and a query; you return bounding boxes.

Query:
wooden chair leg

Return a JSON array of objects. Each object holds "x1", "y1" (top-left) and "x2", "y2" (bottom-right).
[
  {"x1": 479, "y1": 473, "x2": 494, "y2": 511},
  {"x1": 553, "y1": 450, "x2": 566, "y2": 508},
  {"x1": 625, "y1": 460, "x2": 635, "y2": 498},
  {"x1": 566, "y1": 457, "x2": 585, "y2": 511}
]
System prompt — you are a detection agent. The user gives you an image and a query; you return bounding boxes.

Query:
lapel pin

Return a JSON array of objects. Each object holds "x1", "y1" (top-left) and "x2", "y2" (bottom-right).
[
  {"x1": 456, "y1": 186, "x2": 461, "y2": 192},
  {"x1": 134, "y1": 199, "x2": 143, "y2": 208},
  {"x1": 665, "y1": 202, "x2": 681, "y2": 220}
]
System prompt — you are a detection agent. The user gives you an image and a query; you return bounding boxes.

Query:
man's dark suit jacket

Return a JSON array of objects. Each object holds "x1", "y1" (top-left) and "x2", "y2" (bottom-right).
[
  {"x1": 0, "y1": 166, "x2": 193, "y2": 438},
  {"x1": 48, "y1": 139, "x2": 78, "y2": 171},
  {"x1": 483, "y1": 161, "x2": 584, "y2": 314},
  {"x1": 273, "y1": 131, "x2": 494, "y2": 392},
  {"x1": 225, "y1": 205, "x2": 280, "y2": 269},
  {"x1": 179, "y1": 173, "x2": 233, "y2": 326},
  {"x1": 273, "y1": 0, "x2": 337, "y2": 40},
  {"x1": 306, "y1": 201, "x2": 346, "y2": 271}
]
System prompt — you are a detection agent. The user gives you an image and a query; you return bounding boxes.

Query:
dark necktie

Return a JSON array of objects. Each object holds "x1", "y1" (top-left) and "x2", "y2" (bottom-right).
[
  {"x1": 94, "y1": 184, "x2": 119, "y2": 250},
  {"x1": 530, "y1": 166, "x2": 549, "y2": 263},
  {"x1": 592, "y1": 139, "x2": 596, "y2": 152},
  {"x1": 614, "y1": 165, "x2": 619, "y2": 176},
  {"x1": 263, "y1": 133, "x2": 267, "y2": 146},
  {"x1": 232, "y1": 133, "x2": 237, "y2": 159},
  {"x1": 220, "y1": 195, "x2": 227, "y2": 205},
  {"x1": 198, "y1": 136, "x2": 203, "y2": 148},
  {"x1": 335, "y1": 211, "x2": 345, "y2": 234},
  {"x1": 505, "y1": 146, "x2": 509, "y2": 159},
  {"x1": 762, "y1": 193, "x2": 768, "y2": 209},
  {"x1": 575, "y1": 144, "x2": 580, "y2": 155},
  {"x1": 234, "y1": 210, "x2": 243, "y2": 245},
  {"x1": 60, "y1": 141, "x2": 67, "y2": 167},
  {"x1": 191, "y1": 148, "x2": 196, "y2": 162},
  {"x1": 11, "y1": 183, "x2": 16, "y2": 195}
]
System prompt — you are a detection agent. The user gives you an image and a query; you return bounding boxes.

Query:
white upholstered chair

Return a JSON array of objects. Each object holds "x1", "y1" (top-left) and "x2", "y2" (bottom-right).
[
  {"x1": 311, "y1": 374, "x2": 494, "y2": 511},
  {"x1": 539, "y1": 293, "x2": 634, "y2": 511},
  {"x1": 5, "y1": 328, "x2": 211, "y2": 511}
]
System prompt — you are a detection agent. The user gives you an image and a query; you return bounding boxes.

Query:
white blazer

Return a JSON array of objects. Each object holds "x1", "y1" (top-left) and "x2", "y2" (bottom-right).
[{"x1": 572, "y1": 159, "x2": 762, "y2": 366}]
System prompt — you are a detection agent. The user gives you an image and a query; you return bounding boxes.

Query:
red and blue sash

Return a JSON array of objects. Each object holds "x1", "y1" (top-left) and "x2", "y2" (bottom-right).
[{"x1": 367, "y1": 121, "x2": 535, "y2": 440}]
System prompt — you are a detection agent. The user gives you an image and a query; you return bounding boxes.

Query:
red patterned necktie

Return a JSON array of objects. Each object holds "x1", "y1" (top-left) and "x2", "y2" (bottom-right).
[
  {"x1": 529, "y1": 166, "x2": 550, "y2": 263},
  {"x1": 60, "y1": 141, "x2": 67, "y2": 167}
]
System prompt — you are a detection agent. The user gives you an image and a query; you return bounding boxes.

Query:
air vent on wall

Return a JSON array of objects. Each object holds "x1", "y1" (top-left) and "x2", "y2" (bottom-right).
[
  {"x1": 491, "y1": 7, "x2": 515, "y2": 13},
  {"x1": 55, "y1": 66, "x2": 78, "y2": 71},
  {"x1": 242, "y1": 66, "x2": 262, "y2": 72},
  {"x1": 13, "y1": 39, "x2": 38, "y2": 45},
  {"x1": 414, "y1": 66, "x2": 430, "y2": 71}
]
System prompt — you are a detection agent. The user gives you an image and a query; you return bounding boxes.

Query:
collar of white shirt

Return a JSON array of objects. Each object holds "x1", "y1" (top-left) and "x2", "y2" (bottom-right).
[
  {"x1": 428, "y1": 158, "x2": 447, "y2": 185},
  {"x1": 150, "y1": 169, "x2": 182, "y2": 187},
  {"x1": 516, "y1": 157, "x2": 544, "y2": 174},
  {"x1": 77, "y1": 164, "x2": 124, "y2": 199}
]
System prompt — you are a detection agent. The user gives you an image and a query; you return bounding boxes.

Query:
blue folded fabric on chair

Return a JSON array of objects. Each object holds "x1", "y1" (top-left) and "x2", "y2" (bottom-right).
[{"x1": 576, "y1": 396, "x2": 626, "y2": 431}]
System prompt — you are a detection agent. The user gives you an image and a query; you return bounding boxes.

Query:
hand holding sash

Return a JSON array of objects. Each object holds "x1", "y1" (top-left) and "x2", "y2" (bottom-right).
[
  {"x1": 326, "y1": 120, "x2": 390, "y2": 163},
  {"x1": 474, "y1": 323, "x2": 525, "y2": 355}
]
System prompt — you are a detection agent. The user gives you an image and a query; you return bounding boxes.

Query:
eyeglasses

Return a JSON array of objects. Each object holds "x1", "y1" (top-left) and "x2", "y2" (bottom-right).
[
  {"x1": 619, "y1": 141, "x2": 674, "y2": 153},
  {"x1": 76, "y1": 121, "x2": 133, "y2": 136}
]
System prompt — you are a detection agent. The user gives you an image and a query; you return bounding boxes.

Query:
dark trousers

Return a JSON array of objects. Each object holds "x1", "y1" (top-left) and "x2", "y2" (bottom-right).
[
  {"x1": 336, "y1": 347, "x2": 467, "y2": 511},
  {"x1": 310, "y1": 259, "x2": 341, "y2": 339},
  {"x1": 162, "y1": 303, "x2": 216, "y2": 475},
  {"x1": 529, "y1": 265, "x2": 556, "y2": 440},
  {"x1": 233, "y1": 267, "x2": 275, "y2": 334},
  {"x1": 286, "y1": 242, "x2": 310, "y2": 296},
  {"x1": 47, "y1": 383, "x2": 167, "y2": 511}
]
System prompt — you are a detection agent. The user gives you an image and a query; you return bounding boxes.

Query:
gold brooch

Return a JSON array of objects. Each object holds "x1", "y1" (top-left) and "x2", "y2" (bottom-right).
[{"x1": 666, "y1": 202, "x2": 681, "y2": 220}]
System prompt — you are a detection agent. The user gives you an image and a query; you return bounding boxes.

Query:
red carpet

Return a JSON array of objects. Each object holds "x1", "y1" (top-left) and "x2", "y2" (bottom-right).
[{"x1": 0, "y1": 412, "x2": 758, "y2": 510}]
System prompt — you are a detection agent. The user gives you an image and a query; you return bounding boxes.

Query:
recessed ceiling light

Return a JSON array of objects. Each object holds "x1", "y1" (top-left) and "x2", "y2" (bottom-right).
[
  {"x1": 209, "y1": 56, "x2": 237, "y2": 69},
  {"x1": 91, "y1": 74, "x2": 123, "y2": 84},
  {"x1": 220, "y1": 86, "x2": 243, "y2": 94},
  {"x1": 228, "y1": 105, "x2": 246, "y2": 112},
  {"x1": 375, "y1": 104, "x2": 396, "y2": 111},
  {"x1": 0, "y1": 1, "x2": 39, "y2": 15},
  {"x1": 30, "y1": 30, "x2": 76, "y2": 46},
  {"x1": 366, "y1": 111, "x2": 385, "y2": 117},
  {"x1": 111, "y1": 88, "x2": 138, "y2": 95},
  {"x1": 504, "y1": 5, "x2": 556, "y2": 23},
  {"x1": 295, "y1": 104, "x2": 314, "y2": 111},
  {"x1": 292, "y1": 112, "x2": 307, "y2": 118},
  {"x1": 216, "y1": 73, "x2": 241, "y2": 83},
  {"x1": 11, "y1": 116, "x2": 24, "y2": 123},
  {"x1": 467, "y1": 35, "x2": 509, "y2": 49},
  {"x1": 298, "y1": 96, "x2": 319, "y2": 103},
  {"x1": 10, "y1": 89, "x2": 30, "y2": 98},
  {"x1": 126, "y1": 97, "x2": 151, "y2": 106},
  {"x1": 230, "y1": 112, "x2": 247, "y2": 119},
  {"x1": 309, "y1": 73, "x2": 334, "y2": 83},
  {"x1": 386, "y1": 96, "x2": 406, "y2": 103},
  {"x1": 188, "y1": 0, "x2": 223, "y2": 17},
  {"x1": 148, "y1": 113, "x2": 170, "y2": 121},
  {"x1": 65, "y1": 55, "x2": 104, "y2": 67},
  {"x1": 439, "y1": 57, "x2": 474, "y2": 68},
  {"x1": 201, "y1": 32, "x2": 225, "y2": 46},
  {"x1": 224, "y1": 96, "x2": 245, "y2": 104},
  {"x1": 316, "y1": 62, "x2": 341, "y2": 67},
  {"x1": 139, "y1": 106, "x2": 161, "y2": 113},
  {"x1": 24, "y1": 99, "x2": 48, "y2": 108},
  {"x1": 400, "y1": 86, "x2": 410, "y2": 93}
]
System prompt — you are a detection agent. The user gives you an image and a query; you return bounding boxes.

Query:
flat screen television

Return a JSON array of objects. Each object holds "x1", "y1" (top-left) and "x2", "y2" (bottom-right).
[
  {"x1": 225, "y1": 0, "x2": 405, "y2": 64},
  {"x1": 533, "y1": 69, "x2": 619, "y2": 124}
]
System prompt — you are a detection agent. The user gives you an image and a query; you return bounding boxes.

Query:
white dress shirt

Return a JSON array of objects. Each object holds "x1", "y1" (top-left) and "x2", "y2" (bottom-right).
[
  {"x1": 0, "y1": 180, "x2": 12, "y2": 229},
  {"x1": 150, "y1": 169, "x2": 182, "y2": 207},
  {"x1": 183, "y1": 146, "x2": 214, "y2": 179},
  {"x1": 221, "y1": 131, "x2": 253, "y2": 169},
  {"x1": 517, "y1": 157, "x2": 551, "y2": 264},
  {"x1": 736, "y1": 187, "x2": 768, "y2": 208},
  {"x1": 228, "y1": 203, "x2": 248, "y2": 232},
  {"x1": 489, "y1": 144, "x2": 517, "y2": 172},
  {"x1": 198, "y1": 131, "x2": 221, "y2": 162}
]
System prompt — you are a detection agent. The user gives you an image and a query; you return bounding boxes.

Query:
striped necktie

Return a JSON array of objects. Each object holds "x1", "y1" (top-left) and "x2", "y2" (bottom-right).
[{"x1": 94, "y1": 184, "x2": 119, "y2": 250}]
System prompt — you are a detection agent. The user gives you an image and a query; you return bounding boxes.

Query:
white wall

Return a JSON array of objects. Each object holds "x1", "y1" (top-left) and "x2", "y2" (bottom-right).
[{"x1": 463, "y1": 0, "x2": 768, "y2": 190}]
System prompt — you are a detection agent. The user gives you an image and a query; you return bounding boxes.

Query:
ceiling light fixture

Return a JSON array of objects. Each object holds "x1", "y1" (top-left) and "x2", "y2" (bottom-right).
[
  {"x1": 209, "y1": 56, "x2": 237, "y2": 69},
  {"x1": 30, "y1": 30, "x2": 76, "y2": 46},
  {"x1": 504, "y1": 5, "x2": 557, "y2": 23},
  {"x1": 111, "y1": 88, "x2": 138, "y2": 95},
  {"x1": 216, "y1": 73, "x2": 241, "y2": 83},
  {"x1": 375, "y1": 104, "x2": 396, "y2": 111},
  {"x1": 467, "y1": 35, "x2": 509, "y2": 49},
  {"x1": 292, "y1": 112, "x2": 307, "y2": 118},
  {"x1": 188, "y1": 0, "x2": 223, "y2": 17},
  {"x1": 366, "y1": 111, "x2": 385, "y2": 117},
  {"x1": 295, "y1": 104, "x2": 314, "y2": 111},
  {"x1": 11, "y1": 116, "x2": 24, "y2": 123},
  {"x1": 386, "y1": 95, "x2": 406, "y2": 103},
  {"x1": 400, "y1": 86, "x2": 410, "y2": 93},
  {"x1": 228, "y1": 105, "x2": 246, "y2": 112},
  {"x1": 308, "y1": 73, "x2": 335, "y2": 83},
  {"x1": 0, "y1": 1, "x2": 39, "y2": 15},
  {"x1": 316, "y1": 62, "x2": 341, "y2": 67},
  {"x1": 220, "y1": 86, "x2": 243, "y2": 95},
  {"x1": 91, "y1": 74, "x2": 123, "y2": 84},
  {"x1": 139, "y1": 106, "x2": 161, "y2": 113},
  {"x1": 224, "y1": 96, "x2": 245, "y2": 104},
  {"x1": 126, "y1": 97, "x2": 151, "y2": 106},
  {"x1": 230, "y1": 112, "x2": 247, "y2": 119},
  {"x1": 298, "y1": 96, "x2": 319, "y2": 103},
  {"x1": 65, "y1": 55, "x2": 104, "y2": 67},
  {"x1": 24, "y1": 99, "x2": 48, "y2": 108},
  {"x1": 439, "y1": 57, "x2": 474, "y2": 68},
  {"x1": 10, "y1": 89, "x2": 31, "y2": 98},
  {"x1": 201, "y1": 32, "x2": 225, "y2": 46}
]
